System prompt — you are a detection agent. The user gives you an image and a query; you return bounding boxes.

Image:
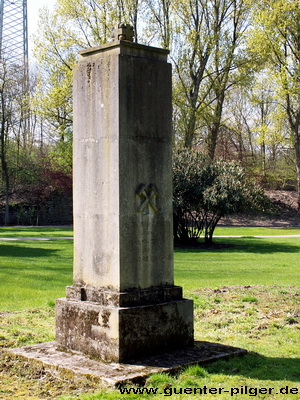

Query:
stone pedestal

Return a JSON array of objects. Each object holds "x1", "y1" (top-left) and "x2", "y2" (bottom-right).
[
  {"x1": 56, "y1": 32, "x2": 193, "y2": 363},
  {"x1": 56, "y1": 288, "x2": 193, "y2": 362}
]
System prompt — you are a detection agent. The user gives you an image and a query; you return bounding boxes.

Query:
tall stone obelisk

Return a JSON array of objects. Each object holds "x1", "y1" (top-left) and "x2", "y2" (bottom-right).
[{"x1": 56, "y1": 25, "x2": 194, "y2": 363}]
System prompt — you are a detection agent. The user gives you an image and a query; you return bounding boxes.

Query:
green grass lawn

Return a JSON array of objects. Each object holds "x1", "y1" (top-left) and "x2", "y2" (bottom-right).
[
  {"x1": 214, "y1": 226, "x2": 300, "y2": 236},
  {"x1": 0, "y1": 227, "x2": 299, "y2": 399},
  {"x1": 0, "y1": 226, "x2": 73, "y2": 238},
  {"x1": 175, "y1": 236, "x2": 300, "y2": 291},
  {"x1": 0, "y1": 240, "x2": 72, "y2": 311}
]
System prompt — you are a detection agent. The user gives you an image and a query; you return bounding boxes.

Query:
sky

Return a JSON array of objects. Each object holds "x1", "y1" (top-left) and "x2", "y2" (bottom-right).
[{"x1": 27, "y1": 0, "x2": 56, "y2": 55}]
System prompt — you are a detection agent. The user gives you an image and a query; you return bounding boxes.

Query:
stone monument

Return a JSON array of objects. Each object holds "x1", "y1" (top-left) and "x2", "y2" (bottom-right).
[{"x1": 56, "y1": 24, "x2": 194, "y2": 363}]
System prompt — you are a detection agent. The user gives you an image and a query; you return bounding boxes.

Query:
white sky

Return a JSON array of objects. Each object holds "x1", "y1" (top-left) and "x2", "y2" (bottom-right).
[{"x1": 27, "y1": 0, "x2": 56, "y2": 55}]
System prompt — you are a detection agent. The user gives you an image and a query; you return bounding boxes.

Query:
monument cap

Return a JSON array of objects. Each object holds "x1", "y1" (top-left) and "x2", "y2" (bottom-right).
[{"x1": 112, "y1": 23, "x2": 135, "y2": 42}]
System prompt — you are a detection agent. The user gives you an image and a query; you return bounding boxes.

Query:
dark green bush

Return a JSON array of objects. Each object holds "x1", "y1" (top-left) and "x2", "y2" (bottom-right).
[{"x1": 173, "y1": 148, "x2": 269, "y2": 244}]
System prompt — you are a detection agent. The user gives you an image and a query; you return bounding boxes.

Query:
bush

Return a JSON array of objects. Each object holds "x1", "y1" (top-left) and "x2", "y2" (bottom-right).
[{"x1": 173, "y1": 148, "x2": 269, "y2": 244}]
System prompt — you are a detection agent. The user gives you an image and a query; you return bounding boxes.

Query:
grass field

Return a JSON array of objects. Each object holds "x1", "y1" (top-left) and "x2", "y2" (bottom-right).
[
  {"x1": 175, "y1": 236, "x2": 300, "y2": 291},
  {"x1": 0, "y1": 227, "x2": 299, "y2": 399},
  {"x1": 214, "y1": 227, "x2": 300, "y2": 236},
  {"x1": 0, "y1": 227, "x2": 73, "y2": 238},
  {"x1": 0, "y1": 239, "x2": 72, "y2": 311}
]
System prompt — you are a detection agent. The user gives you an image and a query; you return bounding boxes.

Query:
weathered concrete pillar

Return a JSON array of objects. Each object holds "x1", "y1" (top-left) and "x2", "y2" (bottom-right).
[{"x1": 56, "y1": 25, "x2": 194, "y2": 363}]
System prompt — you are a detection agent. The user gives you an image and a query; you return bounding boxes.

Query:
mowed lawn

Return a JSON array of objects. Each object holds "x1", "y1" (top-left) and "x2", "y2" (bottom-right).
[
  {"x1": 0, "y1": 227, "x2": 299, "y2": 310},
  {"x1": 0, "y1": 227, "x2": 299, "y2": 399},
  {"x1": 0, "y1": 239, "x2": 73, "y2": 311},
  {"x1": 175, "y1": 235, "x2": 300, "y2": 291}
]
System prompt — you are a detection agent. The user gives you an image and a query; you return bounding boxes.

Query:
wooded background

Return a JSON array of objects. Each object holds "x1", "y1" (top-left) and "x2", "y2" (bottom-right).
[{"x1": 0, "y1": 0, "x2": 299, "y2": 225}]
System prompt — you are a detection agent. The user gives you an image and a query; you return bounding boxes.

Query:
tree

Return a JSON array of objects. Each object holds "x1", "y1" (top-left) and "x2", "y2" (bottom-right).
[
  {"x1": 33, "y1": 7, "x2": 76, "y2": 143},
  {"x1": 33, "y1": 0, "x2": 143, "y2": 147},
  {"x1": 202, "y1": 0, "x2": 253, "y2": 160},
  {"x1": 173, "y1": 148, "x2": 269, "y2": 245},
  {"x1": 221, "y1": 71, "x2": 297, "y2": 190},
  {"x1": 0, "y1": 62, "x2": 11, "y2": 224},
  {"x1": 170, "y1": 0, "x2": 253, "y2": 158},
  {"x1": 33, "y1": 1, "x2": 299, "y2": 190},
  {"x1": 218, "y1": 86, "x2": 256, "y2": 164},
  {"x1": 34, "y1": 0, "x2": 256, "y2": 160},
  {"x1": 144, "y1": 0, "x2": 172, "y2": 49},
  {"x1": 0, "y1": 61, "x2": 30, "y2": 225},
  {"x1": 249, "y1": 0, "x2": 300, "y2": 207}
]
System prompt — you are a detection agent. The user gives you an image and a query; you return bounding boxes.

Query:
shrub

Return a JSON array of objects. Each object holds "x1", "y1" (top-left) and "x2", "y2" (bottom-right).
[{"x1": 173, "y1": 148, "x2": 269, "y2": 244}]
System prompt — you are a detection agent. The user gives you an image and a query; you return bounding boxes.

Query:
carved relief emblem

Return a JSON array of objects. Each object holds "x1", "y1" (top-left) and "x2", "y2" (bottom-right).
[{"x1": 136, "y1": 184, "x2": 158, "y2": 214}]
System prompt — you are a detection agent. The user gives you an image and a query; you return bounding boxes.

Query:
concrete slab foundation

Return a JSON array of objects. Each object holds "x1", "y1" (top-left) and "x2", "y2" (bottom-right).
[{"x1": 5, "y1": 341, "x2": 247, "y2": 388}]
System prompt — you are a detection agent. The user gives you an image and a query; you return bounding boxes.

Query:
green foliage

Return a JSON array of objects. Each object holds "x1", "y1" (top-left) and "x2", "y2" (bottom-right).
[
  {"x1": 173, "y1": 148, "x2": 269, "y2": 244},
  {"x1": 248, "y1": 0, "x2": 300, "y2": 205},
  {"x1": 170, "y1": 0, "x2": 253, "y2": 154},
  {"x1": 32, "y1": 0, "x2": 140, "y2": 142},
  {"x1": 33, "y1": 0, "x2": 255, "y2": 158},
  {"x1": 2, "y1": 0, "x2": 299, "y2": 218},
  {"x1": 49, "y1": 130, "x2": 73, "y2": 174}
]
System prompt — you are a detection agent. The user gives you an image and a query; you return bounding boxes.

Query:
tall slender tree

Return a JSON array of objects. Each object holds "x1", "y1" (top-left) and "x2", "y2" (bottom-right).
[
  {"x1": 168, "y1": 0, "x2": 253, "y2": 158},
  {"x1": 0, "y1": 61, "x2": 31, "y2": 224},
  {"x1": 249, "y1": 0, "x2": 300, "y2": 207}
]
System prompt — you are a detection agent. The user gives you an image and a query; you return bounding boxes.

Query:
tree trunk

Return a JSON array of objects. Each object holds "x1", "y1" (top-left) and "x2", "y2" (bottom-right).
[
  {"x1": 206, "y1": 93, "x2": 225, "y2": 160},
  {"x1": 0, "y1": 105, "x2": 9, "y2": 225},
  {"x1": 287, "y1": 100, "x2": 300, "y2": 210},
  {"x1": 184, "y1": 109, "x2": 197, "y2": 148},
  {"x1": 261, "y1": 141, "x2": 266, "y2": 182},
  {"x1": 294, "y1": 138, "x2": 300, "y2": 210},
  {"x1": 207, "y1": 123, "x2": 220, "y2": 161},
  {"x1": 1, "y1": 159, "x2": 9, "y2": 225},
  {"x1": 4, "y1": 176, "x2": 9, "y2": 226},
  {"x1": 204, "y1": 215, "x2": 221, "y2": 245}
]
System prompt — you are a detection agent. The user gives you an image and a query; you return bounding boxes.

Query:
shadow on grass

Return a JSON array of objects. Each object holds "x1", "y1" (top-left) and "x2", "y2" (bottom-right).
[
  {"x1": 0, "y1": 243, "x2": 72, "y2": 285},
  {"x1": 0, "y1": 243, "x2": 59, "y2": 258},
  {"x1": 205, "y1": 352, "x2": 300, "y2": 383},
  {"x1": 175, "y1": 237, "x2": 300, "y2": 254}
]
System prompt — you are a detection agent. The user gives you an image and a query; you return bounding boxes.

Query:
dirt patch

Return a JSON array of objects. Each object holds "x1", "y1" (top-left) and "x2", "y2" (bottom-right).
[
  {"x1": 220, "y1": 190, "x2": 300, "y2": 227},
  {"x1": 0, "y1": 312, "x2": 18, "y2": 317}
]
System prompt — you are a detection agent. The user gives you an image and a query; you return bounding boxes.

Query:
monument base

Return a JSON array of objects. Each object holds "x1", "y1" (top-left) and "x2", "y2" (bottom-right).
[
  {"x1": 5, "y1": 341, "x2": 247, "y2": 389},
  {"x1": 56, "y1": 292, "x2": 193, "y2": 363}
]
